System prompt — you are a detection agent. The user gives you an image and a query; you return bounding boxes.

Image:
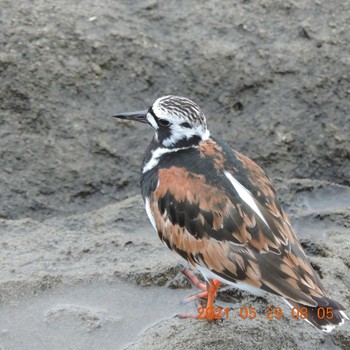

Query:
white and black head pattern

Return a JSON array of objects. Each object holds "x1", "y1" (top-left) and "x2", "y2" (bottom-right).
[{"x1": 146, "y1": 95, "x2": 210, "y2": 148}]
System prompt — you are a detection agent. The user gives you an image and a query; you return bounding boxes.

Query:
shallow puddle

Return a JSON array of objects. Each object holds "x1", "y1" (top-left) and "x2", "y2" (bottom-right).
[
  {"x1": 0, "y1": 280, "x2": 194, "y2": 350},
  {"x1": 290, "y1": 184, "x2": 350, "y2": 241},
  {"x1": 294, "y1": 185, "x2": 350, "y2": 212},
  {"x1": 292, "y1": 216, "x2": 330, "y2": 241}
]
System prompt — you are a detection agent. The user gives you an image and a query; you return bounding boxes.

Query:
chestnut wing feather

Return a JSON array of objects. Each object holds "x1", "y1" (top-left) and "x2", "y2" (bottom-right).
[{"x1": 149, "y1": 144, "x2": 329, "y2": 305}]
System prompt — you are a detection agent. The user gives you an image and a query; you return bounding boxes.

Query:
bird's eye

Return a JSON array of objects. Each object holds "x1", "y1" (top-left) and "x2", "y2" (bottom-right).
[{"x1": 158, "y1": 119, "x2": 170, "y2": 127}]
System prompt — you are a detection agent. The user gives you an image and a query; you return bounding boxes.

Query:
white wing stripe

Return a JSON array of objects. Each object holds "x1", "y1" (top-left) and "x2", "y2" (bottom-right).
[{"x1": 224, "y1": 171, "x2": 270, "y2": 228}]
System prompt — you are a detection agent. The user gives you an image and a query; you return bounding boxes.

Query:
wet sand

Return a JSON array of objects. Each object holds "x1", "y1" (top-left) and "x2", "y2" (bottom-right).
[
  {"x1": 0, "y1": 278, "x2": 195, "y2": 349},
  {"x1": 1, "y1": 182, "x2": 350, "y2": 349}
]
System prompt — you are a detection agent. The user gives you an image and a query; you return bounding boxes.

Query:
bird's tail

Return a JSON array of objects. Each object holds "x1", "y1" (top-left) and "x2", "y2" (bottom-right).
[{"x1": 287, "y1": 297, "x2": 348, "y2": 332}]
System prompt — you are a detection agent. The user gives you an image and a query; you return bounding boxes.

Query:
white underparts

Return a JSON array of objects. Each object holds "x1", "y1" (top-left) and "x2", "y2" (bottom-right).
[
  {"x1": 142, "y1": 146, "x2": 196, "y2": 173},
  {"x1": 196, "y1": 265, "x2": 266, "y2": 296},
  {"x1": 224, "y1": 171, "x2": 270, "y2": 227},
  {"x1": 145, "y1": 197, "x2": 157, "y2": 230}
]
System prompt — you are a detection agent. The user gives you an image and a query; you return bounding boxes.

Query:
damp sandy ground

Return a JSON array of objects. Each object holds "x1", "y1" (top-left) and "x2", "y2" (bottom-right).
[
  {"x1": 1, "y1": 182, "x2": 350, "y2": 349},
  {"x1": 0, "y1": 279, "x2": 194, "y2": 350},
  {"x1": 1, "y1": 0, "x2": 350, "y2": 349}
]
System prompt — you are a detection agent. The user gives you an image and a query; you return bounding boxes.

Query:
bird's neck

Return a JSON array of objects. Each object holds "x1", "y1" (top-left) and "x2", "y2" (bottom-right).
[{"x1": 141, "y1": 136, "x2": 201, "y2": 174}]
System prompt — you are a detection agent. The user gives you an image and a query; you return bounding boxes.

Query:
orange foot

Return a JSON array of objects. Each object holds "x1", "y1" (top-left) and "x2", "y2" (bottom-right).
[{"x1": 177, "y1": 268, "x2": 222, "y2": 320}]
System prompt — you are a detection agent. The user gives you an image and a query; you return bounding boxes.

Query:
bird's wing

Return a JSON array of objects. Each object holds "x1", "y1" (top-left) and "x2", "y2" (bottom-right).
[{"x1": 148, "y1": 140, "x2": 329, "y2": 306}]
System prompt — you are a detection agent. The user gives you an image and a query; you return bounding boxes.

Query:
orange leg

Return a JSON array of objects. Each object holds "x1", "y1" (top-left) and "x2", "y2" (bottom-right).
[
  {"x1": 181, "y1": 268, "x2": 207, "y2": 291},
  {"x1": 196, "y1": 279, "x2": 222, "y2": 320},
  {"x1": 178, "y1": 268, "x2": 222, "y2": 320},
  {"x1": 181, "y1": 268, "x2": 206, "y2": 303}
]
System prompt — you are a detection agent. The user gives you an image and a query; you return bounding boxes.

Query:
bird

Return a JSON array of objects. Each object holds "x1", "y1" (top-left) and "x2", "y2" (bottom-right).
[{"x1": 113, "y1": 95, "x2": 348, "y2": 332}]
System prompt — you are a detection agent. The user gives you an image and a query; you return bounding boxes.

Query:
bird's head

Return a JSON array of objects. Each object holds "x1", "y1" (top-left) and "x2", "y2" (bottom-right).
[{"x1": 114, "y1": 95, "x2": 210, "y2": 148}]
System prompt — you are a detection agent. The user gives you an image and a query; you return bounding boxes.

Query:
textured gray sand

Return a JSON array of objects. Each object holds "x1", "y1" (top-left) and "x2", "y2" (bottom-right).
[
  {"x1": 1, "y1": 0, "x2": 350, "y2": 349},
  {"x1": 1, "y1": 183, "x2": 349, "y2": 349}
]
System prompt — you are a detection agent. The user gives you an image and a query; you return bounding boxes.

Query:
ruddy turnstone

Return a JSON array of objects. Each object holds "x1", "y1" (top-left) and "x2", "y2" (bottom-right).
[{"x1": 113, "y1": 95, "x2": 348, "y2": 332}]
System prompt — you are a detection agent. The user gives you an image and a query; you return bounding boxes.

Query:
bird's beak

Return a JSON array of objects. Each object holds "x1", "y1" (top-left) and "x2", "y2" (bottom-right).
[{"x1": 113, "y1": 110, "x2": 149, "y2": 124}]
